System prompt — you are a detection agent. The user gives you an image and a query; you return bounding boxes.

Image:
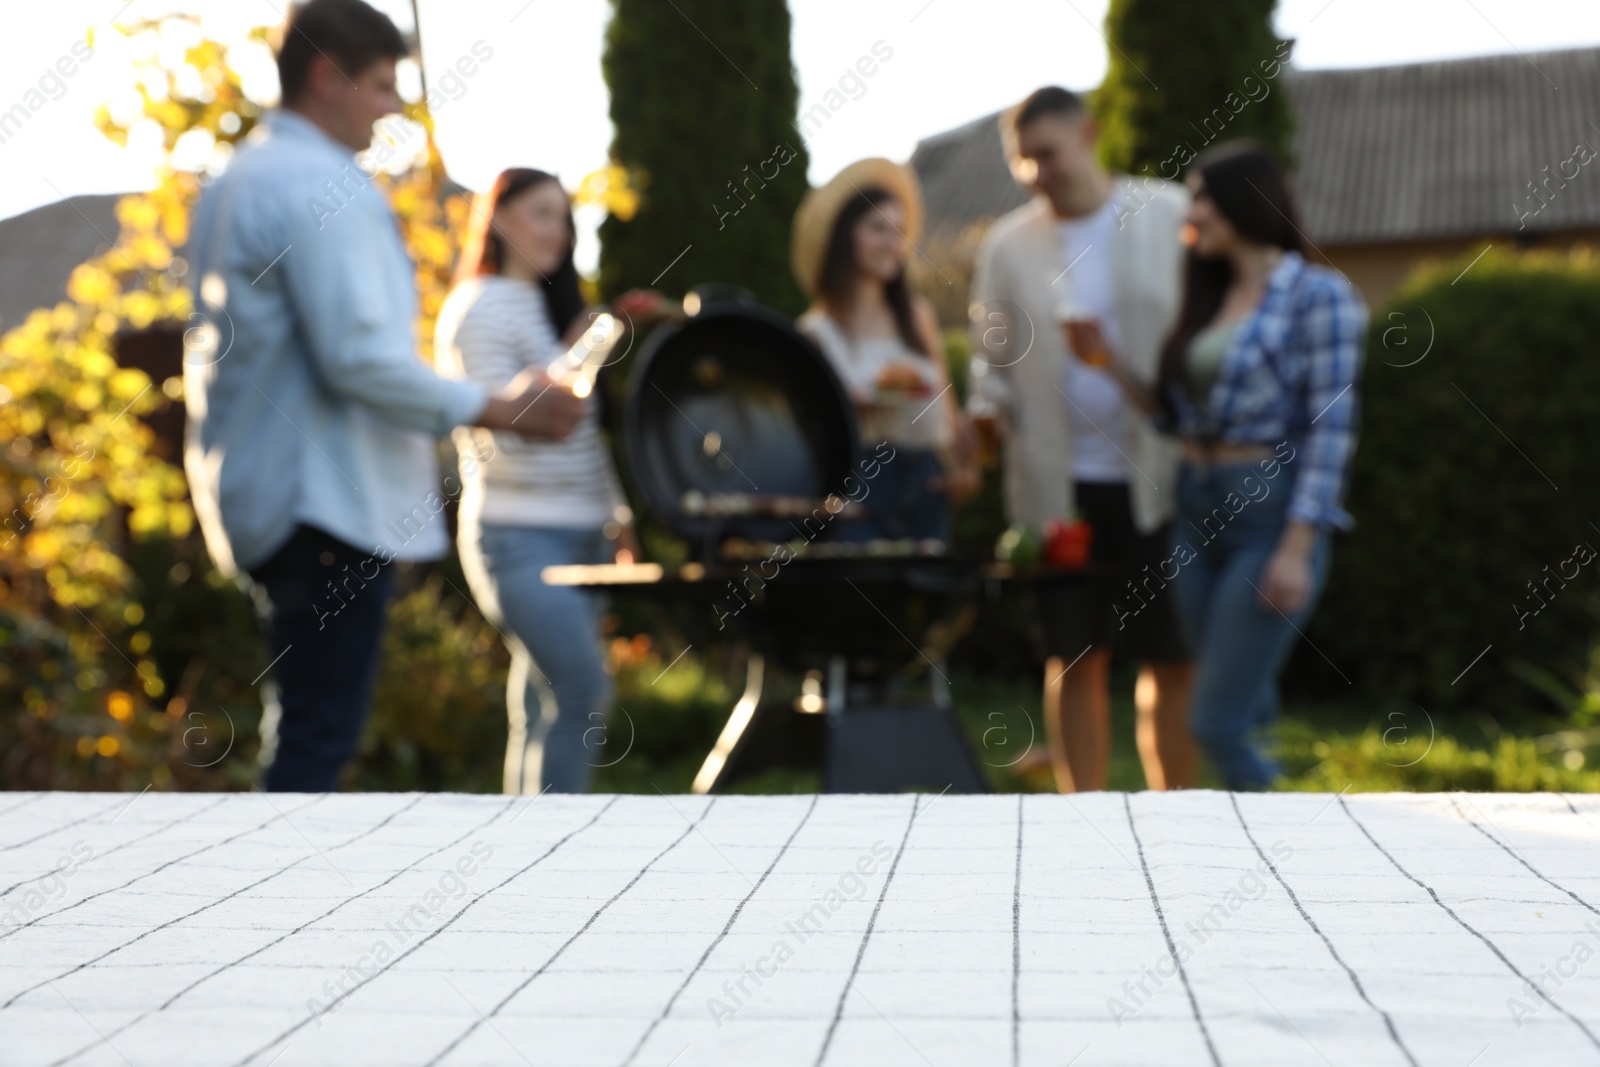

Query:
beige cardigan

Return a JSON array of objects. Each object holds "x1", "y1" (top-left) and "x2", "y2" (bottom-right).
[{"x1": 967, "y1": 176, "x2": 1188, "y2": 534}]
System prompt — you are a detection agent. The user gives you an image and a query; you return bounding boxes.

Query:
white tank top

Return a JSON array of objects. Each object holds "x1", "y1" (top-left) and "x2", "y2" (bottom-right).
[{"x1": 798, "y1": 309, "x2": 952, "y2": 451}]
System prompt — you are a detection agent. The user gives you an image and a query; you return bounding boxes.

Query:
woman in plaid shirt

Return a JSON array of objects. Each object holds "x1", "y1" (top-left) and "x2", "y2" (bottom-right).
[{"x1": 1098, "y1": 141, "x2": 1366, "y2": 789}]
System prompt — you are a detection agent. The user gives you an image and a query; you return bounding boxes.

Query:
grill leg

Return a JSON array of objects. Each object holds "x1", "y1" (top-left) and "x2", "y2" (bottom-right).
[
  {"x1": 826, "y1": 655, "x2": 848, "y2": 720},
  {"x1": 931, "y1": 659, "x2": 952, "y2": 711},
  {"x1": 691, "y1": 654, "x2": 764, "y2": 794}
]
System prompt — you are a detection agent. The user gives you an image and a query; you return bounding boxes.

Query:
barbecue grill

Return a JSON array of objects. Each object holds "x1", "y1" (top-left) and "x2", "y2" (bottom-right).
[
  {"x1": 549, "y1": 285, "x2": 994, "y2": 793},
  {"x1": 623, "y1": 286, "x2": 860, "y2": 553}
]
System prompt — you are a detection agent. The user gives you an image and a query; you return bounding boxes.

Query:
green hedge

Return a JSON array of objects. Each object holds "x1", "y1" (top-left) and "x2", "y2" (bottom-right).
[{"x1": 1303, "y1": 249, "x2": 1600, "y2": 718}]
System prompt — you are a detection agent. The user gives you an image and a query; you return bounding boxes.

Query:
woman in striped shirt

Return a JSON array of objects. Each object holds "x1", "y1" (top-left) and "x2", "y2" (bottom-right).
[{"x1": 436, "y1": 168, "x2": 635, "y2": 794}]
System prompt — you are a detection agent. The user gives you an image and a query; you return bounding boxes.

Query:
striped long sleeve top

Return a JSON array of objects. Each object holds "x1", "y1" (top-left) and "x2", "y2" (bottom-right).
[{"x1": 434, "y1": 276, "x2": 626, "y2": 529}]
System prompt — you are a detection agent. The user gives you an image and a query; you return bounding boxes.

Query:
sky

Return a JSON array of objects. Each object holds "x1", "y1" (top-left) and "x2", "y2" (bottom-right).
[{"x1": 5, "y1": 0, "x2": 1600, "y2": 273}]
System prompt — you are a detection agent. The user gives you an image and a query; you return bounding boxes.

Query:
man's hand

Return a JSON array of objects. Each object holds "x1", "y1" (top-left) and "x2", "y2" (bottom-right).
[
  {"x1": 935, "y1": 414, "x2": 983, "y2": 503},
  {"x1": 932, "y1": 462, "x2": 983, "y2": 504},
  {"x1": 1061, "y1": 322, "x2": 1160, "y2": 417},
  {"x1": 1061, "y1": 317, "x2": 1114, "y2": 368},
  {"x1": 951, "y1": 412, "x2": 979, "y2": 463},
  {"x1": 477, "y1": 367, "x2": 584, "y2": 440}
]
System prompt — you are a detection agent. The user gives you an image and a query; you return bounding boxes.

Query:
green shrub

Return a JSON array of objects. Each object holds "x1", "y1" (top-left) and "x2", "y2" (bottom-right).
[
  {"x1": 590, "y1": 643, "x2": 733, "y2": 793},
  {"x1": 352, "y1": 575, "x2": 511, "y2": 793},
  {"x1": 1304, "y1": 249, "x2": 1600, "y2": 717},
  {"x1": 1, "y1": 532, "x2": 262, "y2": 792}
]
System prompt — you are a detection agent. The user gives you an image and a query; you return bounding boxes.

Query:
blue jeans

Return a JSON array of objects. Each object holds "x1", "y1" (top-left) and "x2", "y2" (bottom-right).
[
  {"x1": 247, "y1": 525, "x2": 394, "y2": 792},
  {"x1": 1169, "y1": 461, "x2": 1332, "y2": 791},
  {"x1": 458, "y1": 523, "x2": 612, "y2": 794},
  {"x1": 833, "y1": 446, "x2": 951, "y2": 543}
]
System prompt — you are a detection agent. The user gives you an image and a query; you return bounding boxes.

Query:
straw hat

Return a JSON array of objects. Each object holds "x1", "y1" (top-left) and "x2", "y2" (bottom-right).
[{"x1": 791, "y1": 157, "x2": 924, "y2": 297}]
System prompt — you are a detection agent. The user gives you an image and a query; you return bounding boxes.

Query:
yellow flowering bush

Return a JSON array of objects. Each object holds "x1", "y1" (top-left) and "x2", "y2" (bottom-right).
[
  {"x1": 2, "y1": 14, "x2": 647, "y2": 791},
  {"x1": 0, "y1": 18, "x2": 427, "y2": 787}
]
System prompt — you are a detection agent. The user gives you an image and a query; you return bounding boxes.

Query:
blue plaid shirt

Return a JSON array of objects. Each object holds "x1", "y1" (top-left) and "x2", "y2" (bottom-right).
[{"x1": 1162, "y1": 251, "x2": 1367, "y2": 530}]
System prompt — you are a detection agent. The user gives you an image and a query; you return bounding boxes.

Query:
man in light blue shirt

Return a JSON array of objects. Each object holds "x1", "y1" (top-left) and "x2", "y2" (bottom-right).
[{"x1": 184, "y1": 0, "x2": 582, "y2": 791}]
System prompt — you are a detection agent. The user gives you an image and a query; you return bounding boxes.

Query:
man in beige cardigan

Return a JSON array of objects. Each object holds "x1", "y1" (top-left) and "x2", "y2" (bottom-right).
[{"x1": 969, "y1": 87, "x2": 1195, "y2": 792}]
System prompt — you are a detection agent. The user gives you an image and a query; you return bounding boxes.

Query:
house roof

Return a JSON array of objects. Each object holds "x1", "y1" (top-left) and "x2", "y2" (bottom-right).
[
  {"x1": 909, "y1": 46, "x2": 1600, "y2": 247},
  {"x1": 1293, "y1": 46, "x2": 1600, "y2": 244},
  {"x1": 0, "y1": 195, "x2": 121, "y2": 334},
  {"x1": 909, "y1": 110, "x2": 1029, "y2": 239},
  {"x1": 0, "y1": 172, "x2": 476, "y2": 340}
]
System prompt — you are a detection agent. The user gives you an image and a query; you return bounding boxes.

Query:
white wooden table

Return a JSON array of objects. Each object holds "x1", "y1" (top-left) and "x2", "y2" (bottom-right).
[{"x1": 3, "y1": 790, "x2": 1600, "y2": 1066}]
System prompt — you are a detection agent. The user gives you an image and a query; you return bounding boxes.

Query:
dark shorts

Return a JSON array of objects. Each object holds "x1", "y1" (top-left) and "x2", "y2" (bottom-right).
[{"x1": 1035, "y1": 481, "x2": 1190, "y2": 663}]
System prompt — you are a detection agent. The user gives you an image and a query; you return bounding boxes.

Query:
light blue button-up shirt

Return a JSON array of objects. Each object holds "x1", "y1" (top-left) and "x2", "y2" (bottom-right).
[{"x1": 183, "y1": 109, "x2": 487, "y2": 575}]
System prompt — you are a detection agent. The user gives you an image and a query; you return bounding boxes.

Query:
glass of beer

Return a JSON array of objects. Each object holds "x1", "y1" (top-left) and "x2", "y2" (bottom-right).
[{"x1": 1057, "y1": 298, "x2": 1111, "y2": 368}]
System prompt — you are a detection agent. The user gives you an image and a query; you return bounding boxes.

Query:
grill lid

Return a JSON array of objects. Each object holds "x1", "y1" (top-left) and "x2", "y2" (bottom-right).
[{"x1": 622, "y1": 286, "x2": 860, "y2": 548}]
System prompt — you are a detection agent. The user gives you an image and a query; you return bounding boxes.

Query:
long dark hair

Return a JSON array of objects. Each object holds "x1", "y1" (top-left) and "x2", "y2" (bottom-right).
[
  {"x1": 1158, "y1": 142, "x2": 1307, "y2": 422},
  {"x1": 816, "y1": 185, "x2": 928, "y2": 357},
  {"x1": 454, "y1": 167, "x2": 585, "y2": 337}
]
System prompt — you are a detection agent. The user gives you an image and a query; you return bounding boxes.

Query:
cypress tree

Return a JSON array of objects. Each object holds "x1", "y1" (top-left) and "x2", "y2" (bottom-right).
[
  {"x1": 1096, "y1": 0, "x2": 1295, "y2": 179},
  {"x1": 599, "y1": 0, "x2": 809, "y2": 312}
]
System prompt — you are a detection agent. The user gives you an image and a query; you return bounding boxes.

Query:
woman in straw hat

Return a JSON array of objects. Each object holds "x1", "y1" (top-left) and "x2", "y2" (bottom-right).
[{"x1": 792, "y1": 158, "x2": 978, "y2": 543}]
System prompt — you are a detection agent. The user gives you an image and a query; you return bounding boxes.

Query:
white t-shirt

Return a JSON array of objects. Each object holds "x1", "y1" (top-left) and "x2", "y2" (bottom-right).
[{"x1": 1057, "y1": 194, "x2": 1130, "y2": 483}]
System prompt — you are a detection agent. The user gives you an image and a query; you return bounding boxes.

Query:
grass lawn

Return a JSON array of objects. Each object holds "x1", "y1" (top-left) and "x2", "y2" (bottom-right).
[{"x1": 589, "y1": 650, "x2": 1600, "y2": 795}]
